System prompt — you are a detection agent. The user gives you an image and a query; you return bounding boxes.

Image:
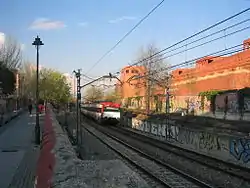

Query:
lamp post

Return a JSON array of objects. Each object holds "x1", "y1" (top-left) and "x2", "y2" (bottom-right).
[{"x1": 32, "y1": 36, "x2": 44, "y2": 145}]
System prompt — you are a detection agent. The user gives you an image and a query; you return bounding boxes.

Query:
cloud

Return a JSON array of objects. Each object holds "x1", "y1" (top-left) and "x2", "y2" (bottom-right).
[
  {"x1": 108, "y1": 16, "x2": 136, "y2": 24},
  {"x1": 29, "y1": 18, "x2": 66, "y2": 30},
  {"x1": 78, "y1": 22, "x2": 88, "y2": 27},
  {"x1": 0, "y1": 32, "x2": 5, "y2": 46}
]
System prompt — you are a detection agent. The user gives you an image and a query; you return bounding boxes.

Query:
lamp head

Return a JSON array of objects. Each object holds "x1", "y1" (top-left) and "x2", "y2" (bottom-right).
[{"x1": 32, "y1": 36, "x2": 44, "y2": 46}]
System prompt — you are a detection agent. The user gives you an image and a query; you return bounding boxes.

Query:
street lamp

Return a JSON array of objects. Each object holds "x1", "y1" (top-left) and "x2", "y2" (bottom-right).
[{"x1": 32, "y1": 36, "x2": 44, "y2": 145}]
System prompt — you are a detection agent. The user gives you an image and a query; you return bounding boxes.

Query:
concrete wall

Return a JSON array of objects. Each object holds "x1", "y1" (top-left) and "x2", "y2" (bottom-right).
[{"x1": 121, "y1": 116, "x2": 250, "y2": 169}]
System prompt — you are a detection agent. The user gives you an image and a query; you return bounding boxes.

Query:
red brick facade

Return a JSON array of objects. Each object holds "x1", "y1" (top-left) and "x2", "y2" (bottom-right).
[
  {"x1": 118, "y1": 38, "x2": 250, "y2": 113},
  {"x1": 171, "y1": 39, "x2": 250, "y2": 96}
]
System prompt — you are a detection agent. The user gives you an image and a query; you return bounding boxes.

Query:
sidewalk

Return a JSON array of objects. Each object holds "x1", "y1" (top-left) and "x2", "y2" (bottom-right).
[
  {"x1": 0, "y1": 108, "x2": 23, "y2": 127},
  {"x1": 0, "y1": 112, "x2": 43, "y2": 188}
]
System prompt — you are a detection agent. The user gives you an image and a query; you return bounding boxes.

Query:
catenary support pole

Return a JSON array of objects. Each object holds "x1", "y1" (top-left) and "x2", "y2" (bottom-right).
[{"x1": 75, "y1": 70, "x2": 81, "y2": 145}]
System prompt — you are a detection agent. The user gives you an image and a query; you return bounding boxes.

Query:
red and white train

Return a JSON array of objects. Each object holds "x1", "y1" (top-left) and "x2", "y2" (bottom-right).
[{"x1": 80, "y1": 101, "x2": 121, "y2": 125}]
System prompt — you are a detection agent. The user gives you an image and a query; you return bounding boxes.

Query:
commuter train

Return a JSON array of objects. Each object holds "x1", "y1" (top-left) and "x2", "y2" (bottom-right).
[{"x1": 80, "y1": 101, "x2": 121, "y2": 125}]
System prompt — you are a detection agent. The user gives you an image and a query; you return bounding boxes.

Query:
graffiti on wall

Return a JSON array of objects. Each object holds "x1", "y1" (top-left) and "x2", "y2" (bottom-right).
[
  {"x1": 165, "y1": 123, "x2": 179, "y2": 142},
  {"x1": 131, "y1": 118, "x2": 229, "y2": 152},
  {"x1": 244, "y1": 98, "x2": 250, "y2": 112},
  {"x1": 215, "y1": 92, "x2": 238, "y2": 112},
  {"x1": 171, "y1": 95, "x2": 211, "y2": 114},
  {"x1": 230, "y1": 138, "x2": 250, "y2": 164},
  {"x1": 163, "y1": 124, "x2": 228, "y2": 152},
  {"x1": 179, "y1": 128, "x2": 228, "y2": 151},
  {"x1": 129, "y1": 117, "x2": 250, "y2": 168},
  {"x1": 214, "y1": 93, "x2": 250, "y2": 113}
]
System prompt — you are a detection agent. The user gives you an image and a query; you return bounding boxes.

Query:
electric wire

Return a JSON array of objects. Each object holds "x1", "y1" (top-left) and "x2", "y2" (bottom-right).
[
  {"x1": 82, "y1": 8, "x2": 250, "y2": 93},
  {"x1": 133, "y1": 43, "x2": 245, "y2": 81},
  {"x1": 110, "y1": 8, "x2": 250, "y2": 74},
  {"x1": 85, "y1": 0, "x2": 166, "y2": 74}
]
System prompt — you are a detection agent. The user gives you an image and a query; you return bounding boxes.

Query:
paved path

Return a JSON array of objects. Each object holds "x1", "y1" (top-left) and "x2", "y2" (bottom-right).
[{"x1": 0, "y1": 112, "x2": 42, "y2": 188}]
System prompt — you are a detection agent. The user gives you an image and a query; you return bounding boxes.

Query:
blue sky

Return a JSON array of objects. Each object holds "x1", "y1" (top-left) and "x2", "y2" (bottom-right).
[{"x1": 0, "y1": 0, "x2": 250, "y2": 81}]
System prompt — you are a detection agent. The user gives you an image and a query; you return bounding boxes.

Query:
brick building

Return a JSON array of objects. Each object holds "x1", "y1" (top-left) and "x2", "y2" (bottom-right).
[
  {"x1": 116, "y1": 66, "x2": 147, "y2": 108},
  {"x1": 170, "y1": 38, "x2": 250, "y2": 114},
  {"x1": 118, "y1": 38, "x2": 250, "y2": 114}
]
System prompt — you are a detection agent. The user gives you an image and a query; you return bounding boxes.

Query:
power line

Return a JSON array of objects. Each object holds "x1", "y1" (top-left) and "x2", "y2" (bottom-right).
[
  {"x1": 158, "y1": 19, "x2": 250, "y2": 58},
  {"x1": 128, "y1": 44, "x2": 245, "y2": 90},
  {"x1": 111, "y1": 8, "x2": 250, "y2": 74},
  {"x1": 81, "y1": 74, "x2": 95, "y2": 80},
  {"x1": 85, "y1": 0, "x2": 166, "y2": 74},
  {"x1": 135, "y1": 43, "x2": 245, "y2": 80},
  {"x1": 157, "y1": 25, "x2": 250, "y2": 63},
  {"x1": 120, "y1": 24, "x2": 250, "y2": 73},
  {"x1": 132, "y1": 44, "x2": 246, "y2": 91}
]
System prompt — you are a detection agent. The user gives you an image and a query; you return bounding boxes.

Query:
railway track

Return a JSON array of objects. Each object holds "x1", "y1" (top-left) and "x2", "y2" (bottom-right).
[
  {"x1": 81, "y1": 121, "x2": 213, "y2": 188},
  {"x1": 109, "y1": 126, "x2": 250, "y2": 182},
  {"x1": 79, "y1": 112, "x2": 250, "y2": 187}
]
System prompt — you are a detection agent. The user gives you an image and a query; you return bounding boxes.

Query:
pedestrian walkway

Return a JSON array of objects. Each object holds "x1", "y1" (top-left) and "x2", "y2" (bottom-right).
[{"x1": 0, "y1": 112, "x2": 43, "y2": 188}]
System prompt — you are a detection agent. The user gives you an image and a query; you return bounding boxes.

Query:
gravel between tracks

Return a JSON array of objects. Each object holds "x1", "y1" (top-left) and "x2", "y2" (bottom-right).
[
  {"x1": 80, "y1": 120, "x2": 165, "y2": 188},
  {"x1": 101, "y1": 125, "x2": 250, "y2": 188},
  {"x1": 57, "y1": 111, "x2": 163, "y2": 187}
]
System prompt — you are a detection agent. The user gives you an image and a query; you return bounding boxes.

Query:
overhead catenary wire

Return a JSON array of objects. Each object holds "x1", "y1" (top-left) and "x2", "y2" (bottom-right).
[
  {"x1": 110, "y1": 8, "x2": 250, "y2": 74},
  {"x1": 109, "y1": 23, "x2": 250, "y2": 82},
  {"x1": 120, "y1": 24, "x2": 250, "y2": 75},
  {"x1": 134, "y1": 42, "x2": 245, "y2": 81},
  {"x1": 89, "y1": 43, "x2": 246, "y2": 91},
  {"x1": 154, "y1": 20, "x2": 250, "y2": 59},
  {"x1": 83, "y1": 42, "x2": 248, "y2": 94},
  {"x1": 155, "y1": 25, "x2": 250, "y2": 64},
  {"x1": 85, "y1": 0, "x2": 166, "y2": 74},
  {"x1": 124, "y1": 8, "x2": 250, "y2": 68},
  {"x1": 84, "y1": 8, "x2": 250, "y2": 90},
  {"x1": 129, "y1": 44, "x2": 246, "y2": 90},
  {"x1": 81, "y1": 74, "x2": 95, "y2": 80}
]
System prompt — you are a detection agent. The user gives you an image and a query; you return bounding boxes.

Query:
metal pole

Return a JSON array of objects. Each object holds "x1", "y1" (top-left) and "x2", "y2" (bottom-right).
[
  {"x1": 35, "y1": 46, "x2": 40, "y2": 145},
  {"x1": 75, "y1": 69, "x2": 81, "y2": 146},
  {"x1": 166, "y1": 87, "x2": 170, "y2": 116},
  {"x1": 76, "y1": 74, "x2": 79, "y2": 145},
  {"x1": 146, "y1": 61, "x2": 152, "y2": 114},
  {"x1": 165, "y1": 75, "x2": 170, "y2": 140},
  {"x1": 77, "y1": 70, "x2": 82, "y2": 146}
]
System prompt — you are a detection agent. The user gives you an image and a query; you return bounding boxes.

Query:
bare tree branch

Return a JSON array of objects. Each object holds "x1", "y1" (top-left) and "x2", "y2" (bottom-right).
[
  {"x1": 0, "y1": 36, "x2": 22, "y2": 69},
  {"x1": 84, "y1": 86, "x2": 104, "y2": 102},
  {"x1": 134, "y1": 43, "x2": 169, "y2": 113},
  {"x1": 19, "y1": 62, "x2": 36, "y2": 97}
]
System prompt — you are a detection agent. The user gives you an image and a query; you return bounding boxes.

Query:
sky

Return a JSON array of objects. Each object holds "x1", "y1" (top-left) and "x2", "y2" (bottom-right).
[{"x1": 0, "y1": 0, "x2": 250, "y2": 84}]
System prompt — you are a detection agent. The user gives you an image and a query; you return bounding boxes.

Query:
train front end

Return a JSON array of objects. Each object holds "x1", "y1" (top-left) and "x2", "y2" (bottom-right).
[{"x1": 101, "y1": 102, "x2": 121, "y2": 125}]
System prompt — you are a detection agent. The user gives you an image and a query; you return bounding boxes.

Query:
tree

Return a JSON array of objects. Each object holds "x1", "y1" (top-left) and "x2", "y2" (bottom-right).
[
  {"x1": 135, "y1": 43, "x2": 169, "y2": 113},
  {"x1": 84, "y1": 86, "x2": 104, "y2": 102},
  {"x1": 0, "y1": 63, "x2": 16, "y2": 95},
  {"x1": 18, "y1": 62, "x2": 36, "y2": 98},
  {"x1": 103, "y1": 89, "x2": 121, "y2": 102},
  {"x1": 0, "y1": 36, "x2": 22, "y2": 69},
  {"x1": 19, "y1": 64, "x2": 71, "y2": 105},
  {"x1": 39, "y1": 69, "x2": 71, "y2": 104},
  {"x1": 0, "y1": 35, "x2": 23, "y2": 96}
]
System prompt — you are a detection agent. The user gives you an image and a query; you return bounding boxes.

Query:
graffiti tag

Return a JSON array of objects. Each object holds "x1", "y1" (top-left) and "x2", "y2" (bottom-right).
[
  {"x1": 230, "y1": 138, "x2": 250, "y2": 163},
  {"x1": 199, "y1": 132, "x2": 221, "y2": 151}
]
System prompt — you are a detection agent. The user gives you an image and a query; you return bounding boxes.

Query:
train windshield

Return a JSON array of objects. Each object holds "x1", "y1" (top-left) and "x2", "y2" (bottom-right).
[{"x1": 103, "y1": 107, "x2": 120, "y2": 112}]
